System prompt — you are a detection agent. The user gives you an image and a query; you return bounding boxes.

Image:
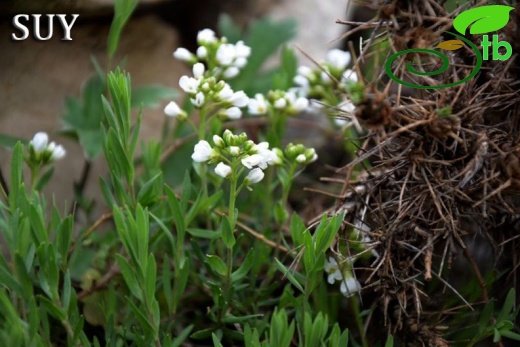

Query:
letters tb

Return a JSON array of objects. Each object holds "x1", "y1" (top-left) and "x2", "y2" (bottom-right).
[{"x1": 12, "y1": 14, "x2": 79, "y2": 41}]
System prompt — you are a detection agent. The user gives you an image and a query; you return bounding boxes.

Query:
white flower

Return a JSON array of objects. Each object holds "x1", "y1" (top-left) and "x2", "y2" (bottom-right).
[
  {"x1": 234, "y1": 41, "x2": 251, "y2": 58},
  {"x1": 229, "y1": 146, "x2": 240, "y2": 156},
  {"x1": 274, "y1": 98, "x2": 287, "y2": 109},
  {"x1": 297, "y1": 66, "x2": 313, "y2": 78},
  {"x1": 48, "y1": 142, "x2": 66, "y2": 160},
  {"x1": 324, "y1": 257, "x2": 343, "y2": 284},
  {"x1": 197, "y1": 28, "x2": 217, "y2": 44},
  {"x1": 213, "y1": 135, "x2": 225, "y2": 147},
  {"x1": 253, "y1": 142, "x2": 277, "y2": 166},
  {"x1": 229, "y1": 91, "x2": 249, "y2": 107},
  {"x1": 179, "y1": 76, "x2": 200, "y2": 94},
  {"x1": 320, "y1": 71, "x2": 332, "y2": 84},
  {"x1": 223, "y1": 66, "x2": 240, "y2": 79},
  {"x1": 340, "y1": 277, "x2": 362, "y2": 297},
  {"x1": 191, "y1": 92, "x2": 205, "y2": 107},
  {"x1": 296, "y1": 154, "x2": 306, "y2": 163},
  {"x1": 326, "y1": 48, "x2": 351, "y2": 70},
  {"x1": 214, "y1": 162, "x2": 232, "y2": 178},
  {"x1": 306, "y1": 148, "x2": 318, "y2": 163},
  {"x1": 164, "y1": 101, "x2": 185, "y2": 118},
  {"x1": 173, "y1": 47, "x2": 192, "y2": 61},
  {"x1": 217, "y1": 84, "x2": 234, "y2": 101},
  {"x1": 248, "y1": 94, "x2": 268, "y2": 115},
  {"x1": 339, "y1": 100, "x2": 356, "y2": 113},
  {"x1": 193, "y1": 63, "x2": 205, "y2": 79},
  {"x1": 292, "y1": 97, "x2": 309, "y2": 112},
  {"x1": 196, "y1": 46, "x2": 208, "y2": 59},
  {"x1": 223, "y1": 107, "x2": 242, "y2": 119},
  {"x1": 216, "y1": 44, "x2": 236, "y2": 66},
  {"x1": 30, "y1": 132, "x2": 49, "y2": 152},
  {"x1": 245, "y1": 168, "x2": 264, "y2": 184},
  {"x1": 342, "y1": 69, "x2": 358, "y2": 82},
  {"x1": 234, "y1": 57, "x2": 247, "y2": 68},
  {"x1": 192, "y1": 140, "x2": 215, "y2": 162},
  {"x1": 293, "y1": 75, "x2": 309, "y2": 87},
  {"x1": 241, "y1": 154, "x2": 264, "y2": 169}
]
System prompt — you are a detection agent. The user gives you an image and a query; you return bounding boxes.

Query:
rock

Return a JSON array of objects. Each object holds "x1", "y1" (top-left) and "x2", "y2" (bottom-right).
[{"x1": 0, "y1": 15, "x2": 188, "y2": 217}]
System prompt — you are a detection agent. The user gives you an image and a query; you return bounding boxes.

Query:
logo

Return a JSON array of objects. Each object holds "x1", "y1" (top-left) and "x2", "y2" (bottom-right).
[
  {"x1": 384, "y1": 5, "x2": 514, "y2": 89},
  {"x1": 11, "y1": 14, "x2": 79, "y2": 41}
]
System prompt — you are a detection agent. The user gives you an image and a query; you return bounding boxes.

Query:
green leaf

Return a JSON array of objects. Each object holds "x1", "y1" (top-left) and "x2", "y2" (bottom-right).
[
  {"x1": 497, "y1": 288, "x2": 515, "y2": 323},
  {"x1": 218, "y1": 14, "x2": 242, "y2": 43},
  {"x1": 274, "y1": 258, "x2": 304, "y2": 294},
  {"x1": 453, "y1": 5, "x2": 514, "y2": 35},
  {"x1": 107, "y1": 0, "x2": 139, "y2": 58},
  {"x1": 0, "y1": 133, "x2": 24, "y2": 148},
  {"x1": 38, "y1": 295, "x2": 66, "y2": 321},
  {"x1": 116, "y1": 255, "x2": 142, "y2": 300},
  {"x1": 171, "y1": 325, "x2": 194, "y2": 347},
  {"x1": 206, "y1": 255, "x2": 228, "y2": 277},
  {"x1": 61, "y1": 74, "x2": 105, "y2": 160},
  {"x1": 221, "y1": 215, "x2": 236, "y2": 249},
  {"x1": 131, "y1": 85, "x2": 177, "y2": 109},
  {"x1": 385, "y1": 334, "x2": 394, "y2": 347},
  {"x1": 231, "y1": 249, "x2": 254, "y2": 283},
  {"x1": 212, "y1": 333, "x2": 224, "y2": 347},
  {"x1": 187, "y1": 228, "x2": 222, "y2": 239}
]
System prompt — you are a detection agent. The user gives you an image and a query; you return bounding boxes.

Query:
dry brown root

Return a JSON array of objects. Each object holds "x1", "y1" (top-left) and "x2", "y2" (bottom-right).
[{"x1": 314, "y1": 0, "x2": 520, "y2": 344}]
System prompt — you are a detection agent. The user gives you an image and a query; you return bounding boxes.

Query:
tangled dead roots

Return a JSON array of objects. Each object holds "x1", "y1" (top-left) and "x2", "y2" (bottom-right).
[{"x1": 317, "y1": 0, "x2": 520, "y2": 345}]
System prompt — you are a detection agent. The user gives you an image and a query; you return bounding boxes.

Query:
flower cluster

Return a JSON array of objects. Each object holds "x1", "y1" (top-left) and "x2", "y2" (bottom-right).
[
  {"x1": 164, "y1": 63, "x2": 249, "y2": 119},
  {"x1": 26, "y1": 132, "x2": 66, "y2": 164},
  {"x1": 191, "y1": 129, "x2": 281, "y2": 186},
  {"x1": 324, "y1": 256, "x2": 361, "y2": 298},
  {"x1": 293, "y1": 49, "x2": 359, "y2": 98},
  {"x1": 247, "y1": 90, "x2": 310, "y2": 116},
  {"x1": 280, "y1": 143, "x2": 318, "y2": 165},
  {"x1": 173, "y1": 29, "x2": 251, "y2": 80}
]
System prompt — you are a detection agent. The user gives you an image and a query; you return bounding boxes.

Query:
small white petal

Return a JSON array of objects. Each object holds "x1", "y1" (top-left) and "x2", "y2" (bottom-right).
[
  {"x1": 173, "y1": 47, "x2": 192, "y2": 61},
  {"x1": 293, "y1": 75, "x2": 309, "y2": 87},
  {"x1": 296, "y1": 154, "x2": 306, "y2": 163},
  {"x1": 234, "y1": 57, "x2": 247, "y2": 68},
  {"x1": 224, "y1": 107, "x2": 242, "y2": 120},
  {"x1": 216, "y1": 44, "x2": 236, "y2": 66},
  {"x1": 246, "y1": 168, "x2": 264, "y2": 184},
  {"x1": 213, "y1": 135, "x2": 225, "y2": 147},
  {"x1": 179, "y1": 76, "x2": 200, "y2": 94},
  {"x1": 192, "y1": 140, "x2": 213, "y2": 162},
  {"x1": 223, "y1": 66, "x2": 240, "y2": 79},
  {"x1": 30, "y1": 132, "x2": 49, "y2": 152},
  {"x1": 229, "y1": 146, "x2": 240, "y2": 156},
  {"x1": 340, "y1": 277, "x2": 362, "y2": 297},
  {"x1": 196, "y1": 46, "x2": 208, "y2": 59},
  {"x1": 214, "y1": 162, "x2": 232, "y2": 178},
  {"x1": 297, "y1": 66, "x2": 313, "y2": 77},
  {"x1": 50, "y1": 143, "x2": 66, "y2": 160},
  {"x1": 292, "y1": 97, "x2": 309, "y2": 112},
  {"x1": 190, "y1": 92, "x2": 205, "y2": 107},
  {"x1": 247, "y1": 94, "x2": 268, "y2": 115},
  {"x1": 241, "y1": 154, "x2": 263, "y2": 169},
  {"x1": 342, "y1": 69, "x2": 358, "y2": 82},
  {"x1": 229, "y1": 91, "x2": 249, "y2": 107},
  {"x1": 274, "y1": 98, "x2": 287, "y2": 109},
  {"x1": 164, "y1": 101, "x2": 183, "y2": 117},
  {"x1": 234, "y1": 41, "x2": 251, "y2": 58},
  {"x1": 326, "y1": 48, "x2": 351, "y2": 70},
  {"x1": 193, "y1": 63, "x2": 205, "y2": 79},
  {"x1": 197, "y1": 28, "x2": 217, "y2": 44}
]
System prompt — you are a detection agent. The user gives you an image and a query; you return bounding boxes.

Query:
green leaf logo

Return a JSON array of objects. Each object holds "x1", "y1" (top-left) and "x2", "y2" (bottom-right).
[{"x1": 453, "y1": 5, "x2": 514, "y2": 35}]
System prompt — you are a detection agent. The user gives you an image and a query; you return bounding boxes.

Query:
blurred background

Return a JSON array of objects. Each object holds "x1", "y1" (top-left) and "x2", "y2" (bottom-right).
[{"x1": 0, "y1": 0, "x2": 355, "y2": 214}]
